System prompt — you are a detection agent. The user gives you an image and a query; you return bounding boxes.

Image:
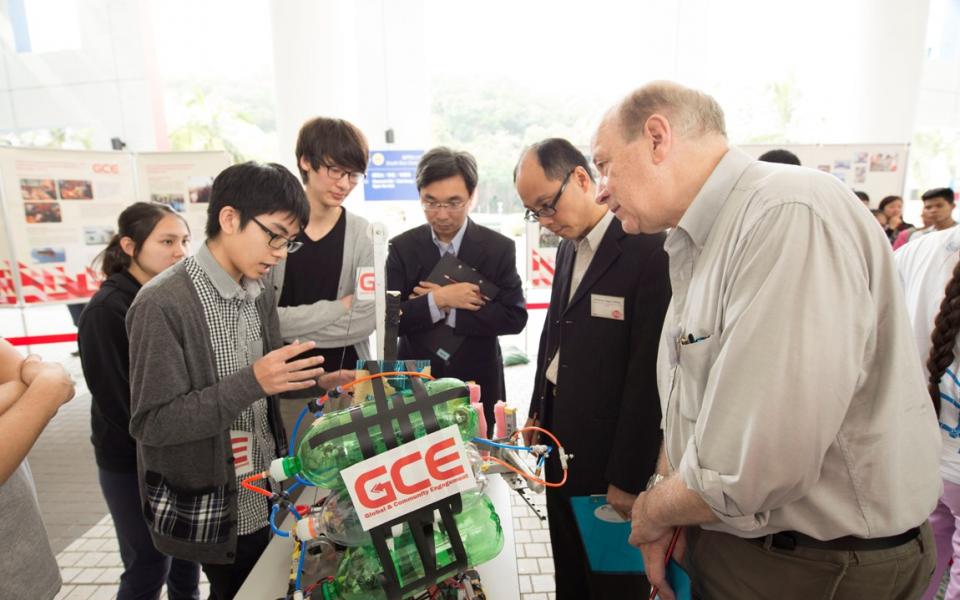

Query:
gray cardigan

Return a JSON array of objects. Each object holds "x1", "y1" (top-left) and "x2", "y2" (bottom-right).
[
  {"x1": 270, "y1": 209, "x2": 375, "y2": 359},
  {"x1": 126, "y1": 261, "x2": 287, "y2": 563}
]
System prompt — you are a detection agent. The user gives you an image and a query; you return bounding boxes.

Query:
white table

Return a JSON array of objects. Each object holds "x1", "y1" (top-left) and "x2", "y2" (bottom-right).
[{"x1": 236, "y1": 476, "x2": 520, "y2": 599}]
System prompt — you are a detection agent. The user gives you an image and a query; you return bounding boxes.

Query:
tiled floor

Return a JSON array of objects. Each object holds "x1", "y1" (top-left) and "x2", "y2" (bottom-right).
[{"x1": 26, "y1": 344, "x2": 555, "y2": 600}]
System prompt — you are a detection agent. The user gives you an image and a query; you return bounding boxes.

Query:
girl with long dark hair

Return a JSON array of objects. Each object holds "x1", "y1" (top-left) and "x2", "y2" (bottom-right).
[{"x1": 77, "y1": 202, "x2": 200, "y2": 599}]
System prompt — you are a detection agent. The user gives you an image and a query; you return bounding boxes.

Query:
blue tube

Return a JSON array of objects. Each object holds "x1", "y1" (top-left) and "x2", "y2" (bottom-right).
[
  {"x1": 471, "y1": 437, "x2": 532, "y2": 452},
  {"x1": 289, "y1": 405, "x2": 311, "y2": 457},
  {"x1": 269, "y1": 504, "x2": 289, "y2": 537},
  {"x1": 294, "y1": 539, "x2": 306, "y2": 591}
]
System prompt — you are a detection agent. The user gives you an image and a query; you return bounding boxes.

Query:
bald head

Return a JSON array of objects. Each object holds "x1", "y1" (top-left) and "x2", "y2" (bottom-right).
[
  {"x1": 514, "y1": 138, "x2": 605, "y2": 240},
  {"x1": 592, "y1": 81, "x2": 730, "y2": 234},
  {"x1": 514, "y1": 138, "x2": 595, "y2": 184},
  {"x1": 612, "y1": 80, "x2": 727, "y2": 142}
]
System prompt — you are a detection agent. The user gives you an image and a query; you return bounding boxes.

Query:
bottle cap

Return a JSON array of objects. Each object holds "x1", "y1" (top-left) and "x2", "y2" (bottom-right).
[
  {"x1": 296, "y1": 517, "x2": 320, "y2": 540},
  {"x1": 269, "y1": 457, "x2": 293, "y2": 482}
]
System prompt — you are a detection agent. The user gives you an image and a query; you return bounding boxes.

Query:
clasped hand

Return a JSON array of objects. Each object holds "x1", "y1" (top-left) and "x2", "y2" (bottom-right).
[{"x1": 410, "y1": 280, "x2": 484, "y2": 311}]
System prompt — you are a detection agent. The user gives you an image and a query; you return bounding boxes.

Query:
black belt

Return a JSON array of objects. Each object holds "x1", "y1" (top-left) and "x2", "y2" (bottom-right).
[{"x1": 753, "y1": 527, "x2": 921, "y2": 552}]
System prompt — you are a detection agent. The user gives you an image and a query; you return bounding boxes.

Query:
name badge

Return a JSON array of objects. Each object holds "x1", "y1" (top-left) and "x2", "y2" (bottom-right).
[{"x1": 591, "y1": 294, "x2": 625, "y2": 320}]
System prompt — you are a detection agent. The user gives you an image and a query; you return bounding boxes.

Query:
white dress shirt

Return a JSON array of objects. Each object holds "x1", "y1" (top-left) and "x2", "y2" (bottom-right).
[{"x1": 659, "y1": 147, "x2": 941, "y2": 539}]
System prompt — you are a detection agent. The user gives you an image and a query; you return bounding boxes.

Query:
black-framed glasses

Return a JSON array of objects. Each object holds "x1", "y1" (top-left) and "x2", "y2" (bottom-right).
[
  {"x1": 250, "y1": 216, "x2": 303, "y2": 253},
  {"x1": 421, "y1": 198, "x2": 467, "y2": 212},
  {"x1": 524, "y1": 169, "x2": 575, "y2": 222},
  {"x1": 323, "y1": 163, "x2": 366, "y2": 185}
]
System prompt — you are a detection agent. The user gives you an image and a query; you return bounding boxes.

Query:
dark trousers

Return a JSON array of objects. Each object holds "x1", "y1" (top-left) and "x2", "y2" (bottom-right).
[
  {"x1": 684, "y1": 521, "x2": 936, "y2": 600},
  {"x1": 201, "y1": 527, "x2": 271, "y2": 600},
  {"x1": 98, "y1": 468, "x2": 201, "y2": 600},
  {"x1": 546, "y1": 488, "x2": 649, "y2": 600}
]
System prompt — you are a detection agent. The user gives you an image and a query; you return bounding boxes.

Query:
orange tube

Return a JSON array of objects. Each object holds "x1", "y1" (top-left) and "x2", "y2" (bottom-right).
[
  {"x1": 482, "y1": 423, "x2": 570, "y2": 488},
  {"x1": 241, "y1": 471, "x2": 273, "y2": 498}
]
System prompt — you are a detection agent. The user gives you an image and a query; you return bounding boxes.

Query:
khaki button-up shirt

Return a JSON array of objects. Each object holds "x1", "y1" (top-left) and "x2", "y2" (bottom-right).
[{"x1": 659, "y1": 147, "x2": 941, "y2": 539}]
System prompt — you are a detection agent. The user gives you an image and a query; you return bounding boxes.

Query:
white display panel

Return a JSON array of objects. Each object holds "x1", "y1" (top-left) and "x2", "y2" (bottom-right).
[{"x1": 0, "y1": 147, "x2": 231, "y2": 306}]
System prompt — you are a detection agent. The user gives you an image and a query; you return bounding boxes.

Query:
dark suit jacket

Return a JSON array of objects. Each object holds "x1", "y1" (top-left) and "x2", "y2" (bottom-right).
[
  {"x1": 387, "y1": 220, "x2": 528, "y2": 420},
  {"x1": 529, "y1": 217, "x2": 670, "y2": 496}
]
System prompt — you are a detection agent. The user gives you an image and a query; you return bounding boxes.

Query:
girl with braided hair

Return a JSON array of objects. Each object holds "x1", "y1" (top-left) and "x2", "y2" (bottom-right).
[{"x1": 896, "y1": 223, "x2": 960, "y2": 600}]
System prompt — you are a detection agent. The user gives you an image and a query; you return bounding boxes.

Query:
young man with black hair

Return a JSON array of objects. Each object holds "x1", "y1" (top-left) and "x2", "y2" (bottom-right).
[
  {"x1": 757, "y1": 148, "x2": 801, "y2": 166},
  {"x1": 894, "y1": 188, "x2": 957, "y2": 249},
  {"x1": 272, "y1": 117, "x2": 375, "y2": 395},
  {"x1": 386, "y1": 147, "x2": 527, "y2": 432},
  {"x1": 127, "y1": 162, "x2": 354, "y2": 600}
]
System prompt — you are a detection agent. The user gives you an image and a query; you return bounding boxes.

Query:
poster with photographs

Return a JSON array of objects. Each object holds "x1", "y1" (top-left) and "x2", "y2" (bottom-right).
[
  {"x1": 739, "y1": 143, "x2": 909, "y2": 209},
  {"x1": 0, "y1": 148, "x2": 232, "y2": 306},
  {"x1": 135, "y1": 152, "x2": 231, "y2": 244},
  {"x1": 0, "y1": 147, "x2": 138, "y2": 305}
]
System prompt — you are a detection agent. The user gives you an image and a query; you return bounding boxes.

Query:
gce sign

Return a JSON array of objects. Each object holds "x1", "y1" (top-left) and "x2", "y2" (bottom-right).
[{"x1": 341, "y1": 425, "x2": 477, "y2": 530}]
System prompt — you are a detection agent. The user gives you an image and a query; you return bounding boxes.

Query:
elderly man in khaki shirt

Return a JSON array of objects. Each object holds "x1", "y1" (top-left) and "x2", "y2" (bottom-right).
[{"x1": 591, "y1": 81, "x2": 941, "y2": 600}]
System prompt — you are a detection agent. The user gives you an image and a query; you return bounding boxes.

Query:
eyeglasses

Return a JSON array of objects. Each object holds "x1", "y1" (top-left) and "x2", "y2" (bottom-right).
[
  {"x1": 250, "y1": 216, "x2": 303, "y2": 253},
  {"x1": 524, "y1": 169, "x2": 575, "y2": 222},
  {"x1": 422, "y1": 199, "x2": 467, "y2": 212},
  {"x1": 323, "y1": 163, "x2": 366, "y2": 185}
]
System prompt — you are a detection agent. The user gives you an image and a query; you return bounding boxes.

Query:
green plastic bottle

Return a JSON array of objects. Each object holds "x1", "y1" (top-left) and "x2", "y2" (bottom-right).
[
  {"x1": 331, "y1": 492, "x2": 503, "y2": 600},
  {"x1": 270, "y1": 378, "x2": 479, "y2": 489}
]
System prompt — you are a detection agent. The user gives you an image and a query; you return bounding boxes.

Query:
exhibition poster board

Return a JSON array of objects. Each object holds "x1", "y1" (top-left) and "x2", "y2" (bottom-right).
[
  {"x1": 134, "y1": 151, "x2": 232, "y2": 247},
  {"x1": 0, "y1": 147, "x2": 231, "y2": 307},
  {"x1": 740, "y1": 143, "x2": 909, "y2": 207}
]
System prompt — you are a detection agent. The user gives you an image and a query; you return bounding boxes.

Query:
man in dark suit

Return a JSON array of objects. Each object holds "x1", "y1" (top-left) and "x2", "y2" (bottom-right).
[
  {"x1": 515, "y1": 138, "x2": 671, "y2": 599},
  {"x1": 386, "y1": 147, "x2": 527, "y2": 432}
]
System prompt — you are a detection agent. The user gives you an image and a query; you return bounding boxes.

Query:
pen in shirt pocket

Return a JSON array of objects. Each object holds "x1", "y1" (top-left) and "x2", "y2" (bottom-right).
[{"x1": 679, "y1": 333, "x2": 711, "y2": 345}]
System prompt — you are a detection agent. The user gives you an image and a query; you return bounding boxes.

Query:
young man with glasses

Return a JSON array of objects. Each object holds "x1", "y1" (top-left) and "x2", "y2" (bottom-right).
[
  {"x1": 126, "y1": 162, "x2": 355, "y2": 599},
  {"x1": 386, "y1": 147, "x2": 528, "y2": 432},
  {"x1": 515, "y1": 138, "x2": 671, "y2": 599},
  {"x1": 272, "y1": 118, "x2": 375, "y2": 402}
]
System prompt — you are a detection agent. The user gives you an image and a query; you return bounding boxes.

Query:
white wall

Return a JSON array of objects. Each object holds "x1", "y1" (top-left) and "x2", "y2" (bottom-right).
[
  {"x1": 270, "y1": 0, "x2": 432, "y2": 230},
  {"x1": 0, "y1": 0, "x2": 162, "y2": 150},
  {"x1": 673, "y1": 0, "x2": 931, "y2": 145}
]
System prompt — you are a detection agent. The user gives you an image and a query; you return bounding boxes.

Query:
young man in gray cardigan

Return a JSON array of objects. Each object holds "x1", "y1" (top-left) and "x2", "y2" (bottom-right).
[
  {"x1": 127, "y1": 162, "x2": 354, "y2": 599},
  {"x1": 273, "y1": 117, "x2": 375, "y2": 387}
]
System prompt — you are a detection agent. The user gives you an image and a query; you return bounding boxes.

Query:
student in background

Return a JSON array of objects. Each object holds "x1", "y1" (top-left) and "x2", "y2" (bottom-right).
[
  {"x1": 895, "y1": 187, "x2": 957, "y2": 250},
  {"x1": 757, "y1": 148, "x2": 801, "y2": 166},
  {"x1": 78, "y1": 202, "x2": 200, "y2": 600},
  {"x1": 880, "y1": 194, "x2": 913, "y2": 244},
  {"x1": 895, "y1": 224, "x2": 960, "y2": 600},
  {"x1": 273, "y1": 117, "x2": 375, "y2": 398}
]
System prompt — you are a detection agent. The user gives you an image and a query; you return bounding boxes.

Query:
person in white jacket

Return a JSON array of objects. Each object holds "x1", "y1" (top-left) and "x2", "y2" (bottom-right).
[
  {"x1": 895, "y1": 224, "x2": 960, "y2": 600},
  {"x1": 272, "y1": 117, "x2": 375, "y2": 398}
]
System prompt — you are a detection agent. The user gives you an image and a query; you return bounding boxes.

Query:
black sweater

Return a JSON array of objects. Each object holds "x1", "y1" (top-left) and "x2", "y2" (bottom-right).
[{"x1": 78, "y1": 270, "x2": 141, "y2": 472}]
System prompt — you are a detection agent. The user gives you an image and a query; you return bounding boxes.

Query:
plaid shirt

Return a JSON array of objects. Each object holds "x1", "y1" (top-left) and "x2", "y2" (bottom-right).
[{"x1": 187, "y1": 245, "x2": 275, "y2": 535}]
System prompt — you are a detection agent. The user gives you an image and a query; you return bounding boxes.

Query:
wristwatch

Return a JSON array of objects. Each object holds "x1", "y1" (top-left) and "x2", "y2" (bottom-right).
[{"x1": 646, "y1": 473, "x2": 665, "y2": 491}]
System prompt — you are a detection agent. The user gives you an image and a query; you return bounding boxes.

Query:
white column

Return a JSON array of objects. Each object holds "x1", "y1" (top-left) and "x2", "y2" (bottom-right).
[{"x1": 269, "y1": 0, "x2": 431, "y2": 178}]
